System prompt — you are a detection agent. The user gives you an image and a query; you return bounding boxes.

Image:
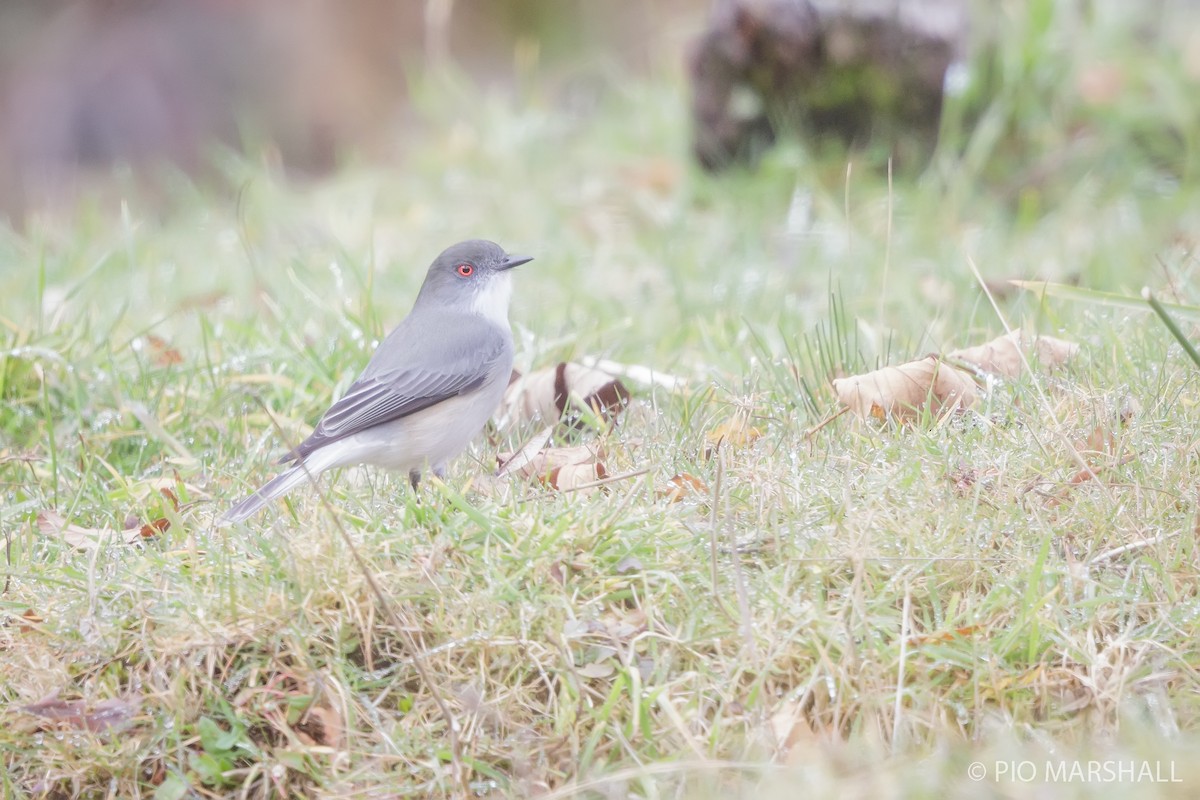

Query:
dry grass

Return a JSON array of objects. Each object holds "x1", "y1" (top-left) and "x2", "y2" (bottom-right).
[{"x1": 4, "y1": 7, "x2": 1200, "y2": 797}]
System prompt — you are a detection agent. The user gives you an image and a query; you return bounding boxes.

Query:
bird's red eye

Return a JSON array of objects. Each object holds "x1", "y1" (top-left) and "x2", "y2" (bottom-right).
[{"x1": 456, "y1": 263, "x2": 474, "y2": 277}]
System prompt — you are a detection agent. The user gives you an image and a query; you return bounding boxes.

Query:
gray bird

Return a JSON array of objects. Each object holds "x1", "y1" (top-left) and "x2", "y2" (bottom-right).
[{"x1": 221, "y1": 239, "x2": 531, "y2": 524}]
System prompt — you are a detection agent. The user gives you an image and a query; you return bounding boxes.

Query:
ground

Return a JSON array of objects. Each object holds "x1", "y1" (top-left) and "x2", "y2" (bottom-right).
[{"x1": 2, "y1": 5, "x2": 1200, "y2": 798}]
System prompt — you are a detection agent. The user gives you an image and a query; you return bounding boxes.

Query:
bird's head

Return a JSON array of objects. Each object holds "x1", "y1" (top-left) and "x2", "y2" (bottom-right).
[{"x1": 416, "y1": 239, "x2": 532, "y2": 324}]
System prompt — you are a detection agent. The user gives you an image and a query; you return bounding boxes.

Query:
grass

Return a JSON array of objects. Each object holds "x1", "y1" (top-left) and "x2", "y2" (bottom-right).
[{"x1": 4, "y1": 5, "x2": 1200, "y2": 798}]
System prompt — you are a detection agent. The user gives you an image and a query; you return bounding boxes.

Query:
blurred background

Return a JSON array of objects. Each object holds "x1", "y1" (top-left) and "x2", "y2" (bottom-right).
[
  {"x1": 0, "y1": 0, "x2": 709, "y2": 216},
  {"x1": 0, "y1": 0, "x2": 1198, "y2": 325},
  {"x1": 1, "y1": 0, "x2": 1194, "y2": 217},
  {"x1": 2, "y1": 1, "x2": 1199, "y2": 222}
]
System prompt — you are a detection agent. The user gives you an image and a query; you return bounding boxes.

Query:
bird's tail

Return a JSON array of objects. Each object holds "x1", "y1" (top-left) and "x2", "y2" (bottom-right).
[{"x1": 219, "y1": 463, "x2": 320, "y2": 526}]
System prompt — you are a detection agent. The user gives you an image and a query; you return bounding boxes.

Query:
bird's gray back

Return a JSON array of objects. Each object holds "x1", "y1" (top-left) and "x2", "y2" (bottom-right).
[{"x1": 282, "y1": 309, "x2": 512, "y2": 463}]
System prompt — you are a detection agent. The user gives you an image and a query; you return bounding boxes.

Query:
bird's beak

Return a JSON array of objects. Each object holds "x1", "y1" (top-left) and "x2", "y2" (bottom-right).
[{"x1": 499, "y1": 254, "x2": 533, "y2": 271}]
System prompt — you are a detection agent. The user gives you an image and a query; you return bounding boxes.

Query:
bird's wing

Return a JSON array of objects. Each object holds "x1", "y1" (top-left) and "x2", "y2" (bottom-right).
[{"x1": 281, "y1": 327, "x2": 509, "y2": 463}]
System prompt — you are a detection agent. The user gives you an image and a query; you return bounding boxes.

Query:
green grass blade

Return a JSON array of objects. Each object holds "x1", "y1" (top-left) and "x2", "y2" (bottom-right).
[
  {"x1": 1144, "y1": 287, "x2": 1200, "y2": 370},
  {"x1": 1013, "y1": 280, "x2": 1200, "y2": 319}
]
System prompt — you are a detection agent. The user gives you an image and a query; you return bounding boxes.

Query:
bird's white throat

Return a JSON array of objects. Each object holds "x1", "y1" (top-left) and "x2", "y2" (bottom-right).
[{"x1": 471, "y1": 272, "x2": 513, "y2": 326}]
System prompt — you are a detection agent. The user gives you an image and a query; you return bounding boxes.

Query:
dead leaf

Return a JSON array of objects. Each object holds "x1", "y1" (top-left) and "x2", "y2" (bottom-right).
[
  {"x1": 601, "y1": 608, "x2": 647, "y2": 640},
  {"x1": 499, "y1": 362, "x2": 630, "y2": 431},
  {"x1": 832, "y1": 356, "x2": 978, "y2": 421},
  {"x1": 704, "y1": 415, "x2": 762, "y2": 459},
  {"x1": 547, "y1": 462, "x2": 608, "y2": 490},
  {"x1": 137, "y1": 518, "x2": 171, "y2": 540},
  {"x1": 294, "y1": 704, "x2": 343, "y2": 749},
  {"x1": 18, "y1": 608, "x2": 43, "y2": 632},
  {"x1": 495, "y1": 425, "x2": 555, "y2": 478},
  {"x1": 579, "y1": 356, "x2": 685, "y2": 391},
  {"x1": 576, "y1": 661, "x2": 615, "y2": 679},
  {"x1": 1080, "y1": 424, "x2": 1117, "y2": 456},
  {"x1": 39, "y1": 507, "x2": 169, "y2": 549},
  {"x1": 562, "y1": 619, "x2": 592, "y2": 639},
  {"x1": 948, "y1": 330, "x2": 1078, "y2": 378},
  {"x1": 37, "y1": 511, "x2": 139, "y2": 548},
  {"x1": 21, "y1": 691, "x2": 141, "y2": 733},
  {"x1": 497, "y1": 442, "x2": 607, "y2": 491},
  {"x1": 503, "y1": 442, "x2": 605, "y2": 476},
  {"x1": 1119, "y1": 397, "x2": 1142, "y2": 425},
  {"x1": 1066, "y1": 455, "x2": 1133, "y2": 486},
  {"x1": 1077, "y1": 397, "x2": 1140, "y2": 456},
  {"x1": 771, "y1": 699, "x2": 819, "y2": 762},
  {"x1": 159, "y1": 486, "x2": 181, "y2": 510},
  {"x1": 455, "y1": 684, "x2": 503, "y2": 732},
  {"x1": 141, "y1": 474, "x2": 209, "y2": 501},
  {"x1": 145, "y1": 335, "x2": 183, "y2": 367},
  {"x1": 908, "y1": 624, "x2": 982, "y2": 647},
  {"x1": 240, "y1": 670, "x2": 346, "y2": 751},
  {"x1": 129, "y1": 487, "x2": 178, "y2": 540},
  {"x1": 658, "y1": 472, "x2": 709, "y2": 502},
  {"x1": 1047, "y1": 453, "x2": 1137, "y2": 508},
  {"x1": 499, "y1": 441, "x2": 609, "y2": 491}
]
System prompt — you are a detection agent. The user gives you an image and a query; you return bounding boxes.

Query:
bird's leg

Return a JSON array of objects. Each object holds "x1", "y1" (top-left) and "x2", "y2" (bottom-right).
[{"x1": 407, "y1": 466, "x2": 445, "y2": 506}]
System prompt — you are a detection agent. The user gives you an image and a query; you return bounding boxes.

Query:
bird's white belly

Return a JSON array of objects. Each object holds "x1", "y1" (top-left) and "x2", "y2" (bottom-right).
[{"x1": 320, "y1": 380, "x2": 505, "y2": 474}]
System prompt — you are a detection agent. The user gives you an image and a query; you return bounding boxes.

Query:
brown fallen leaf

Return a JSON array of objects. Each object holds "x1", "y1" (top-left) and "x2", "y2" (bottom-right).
[
  {"x1": 145, "y1": 335, "x2": 183, "y2": 367},
  {"x1": 1076, "y1": 397, "x2": 1140, "y2": 456},
  {"x1": 130, "y1": 487, "x2": 179, "y2": 540},
  {"x1": 1046, "y1": 453, "x2": 1137, "y2": 508},
  {"x1": 39, "y1": 507, "x2": 169, "y2": 549},
  {"x1": 770, "y1": 698, "x2": 820, "y2": 763},
  {"x1": 1066, "y1": 456, "x2": 1134, "y2": 486},
  {"x1": 907, "y1": 624, "x2": 982, "y2": 647},
  {"x1": 159, "y1": 486, "x2": 181, "y2": 511},
  {"x1": 21, "y1": 691, "x2": 141, "y2": 733},
  {"x1": 947, "y1": 330, "x2": 1078, "y2": 379},
  {"x1": 236, "y1": 669, "x2": 345, "y2": 751},
  {"x1": 37, "y1": 511, "x2": 140, "y2": 548},
  {"x1": 294, "y1": 703, "x2": 344, "y2": 749},
  {"x1": 658, "y1": 472, "x2": 709, "y2": 502},
  {"x1": 18, "y1": 608, "x2": 44, "y2": 632},
  {"x1": 497, "y1": 442, "x2": 608, "y2": 491},
  {"x1": 495, "y1": 425, "x2": 555, "y2": 478},
  {"x1": 456, "y1": 684, "x2": 504, "y2": 733},
  {"x1": 547, "y1": 462, "x2": 609, "y2": 490},
  {"x1": 704, "y1": 415, "x2": 762, "y2": 459},
  {"x1": 136, "y1": 518, "x2": 171, "y2": 540},
  {"x1": 579, "y1": 356, "x2": 685, "y2": 391},
  {"x1": 499, "y1": 362, "x2": 630, "y2": 431},
  {"x1": 832, "y1": 356, "x2": 978, "y2": 421}
]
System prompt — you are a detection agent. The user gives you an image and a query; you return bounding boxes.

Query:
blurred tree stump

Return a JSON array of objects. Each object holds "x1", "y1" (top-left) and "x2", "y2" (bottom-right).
[{"x1": 689, "y1": 0, "x2": 970, "y2": 171}]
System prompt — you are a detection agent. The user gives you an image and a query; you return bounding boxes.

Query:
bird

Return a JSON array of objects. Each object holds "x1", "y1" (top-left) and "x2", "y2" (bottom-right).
[{"x1": 221, "y1": 239, "x2": 532, "y2": 524}]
